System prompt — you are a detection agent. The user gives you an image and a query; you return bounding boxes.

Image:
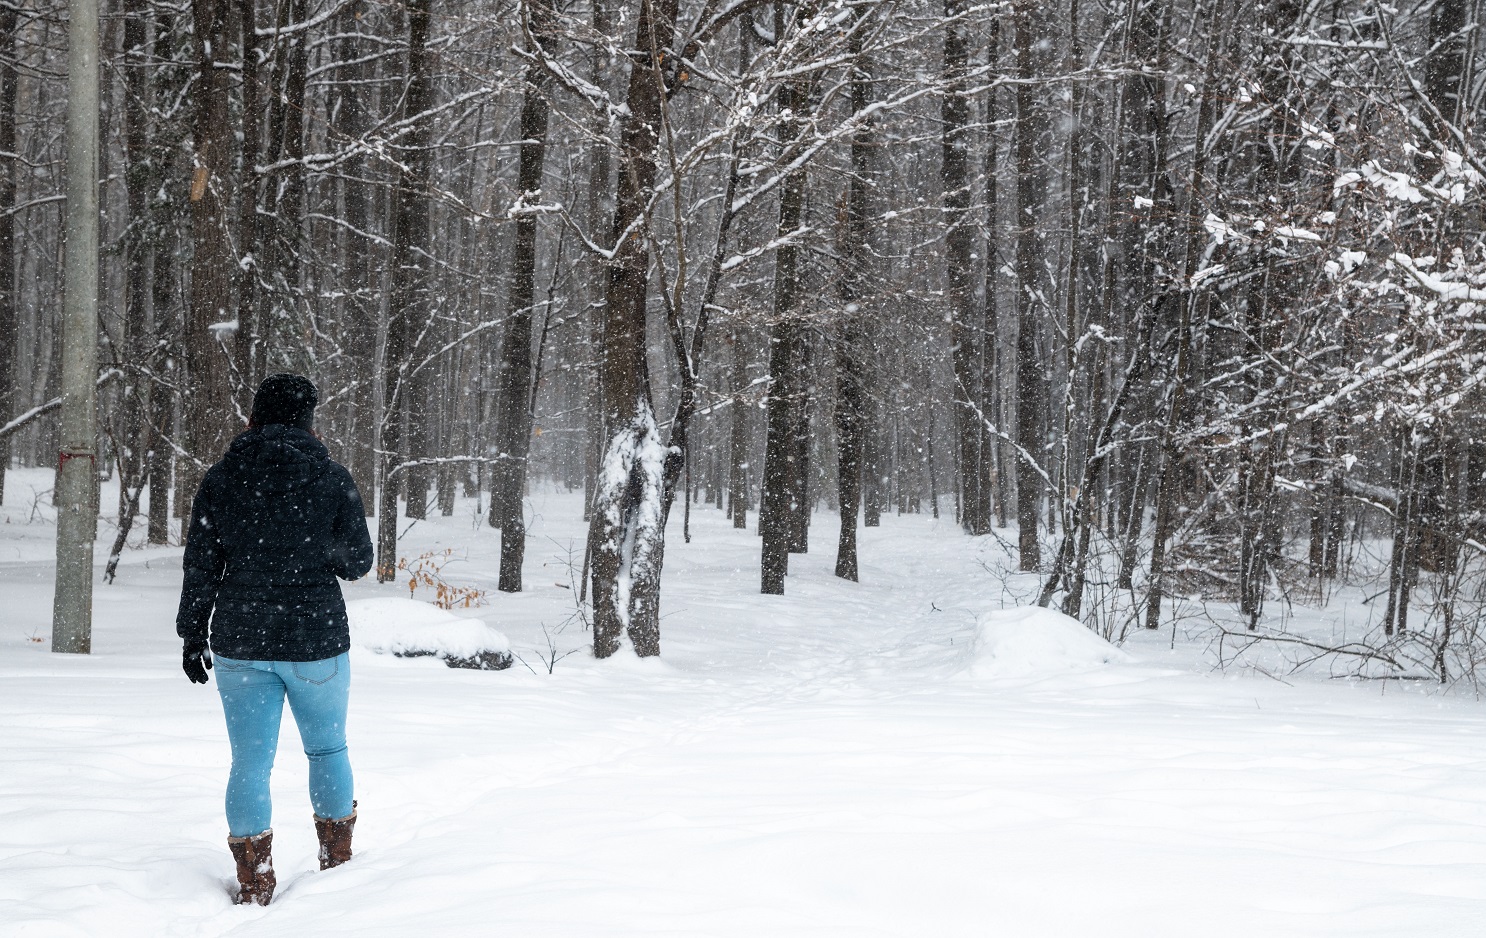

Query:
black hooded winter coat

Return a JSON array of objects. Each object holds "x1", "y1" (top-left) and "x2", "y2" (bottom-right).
[{"x1": 175, "y1": 425, "x2": 374, "y2": 661}]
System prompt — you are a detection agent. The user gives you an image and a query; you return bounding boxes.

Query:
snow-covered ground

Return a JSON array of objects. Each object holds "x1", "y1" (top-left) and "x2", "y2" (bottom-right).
[{"x1": 4, "y1": 466, "x2": 1486, "y2": 936}]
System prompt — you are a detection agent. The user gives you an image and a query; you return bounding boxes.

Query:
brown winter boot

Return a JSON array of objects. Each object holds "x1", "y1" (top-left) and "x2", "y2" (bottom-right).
[
  {"x1": 227, "y1": 830, "x2": 276, "y2": 906},
  {"x1": 314, "y1": 801, "x2": 356, "y2": 870}
]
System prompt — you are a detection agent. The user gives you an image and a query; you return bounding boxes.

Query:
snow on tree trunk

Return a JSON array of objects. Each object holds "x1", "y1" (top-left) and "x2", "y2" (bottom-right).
[
  {"x1": 591, "y1": 401, "x2": 667, "y2": 658},
  {"x1": 586, "y1": 0, "x2": 676, "y2": 657}
]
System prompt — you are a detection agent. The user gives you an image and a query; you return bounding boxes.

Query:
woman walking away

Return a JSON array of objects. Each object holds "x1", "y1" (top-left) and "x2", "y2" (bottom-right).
[{"x1": 176, "y1": 373, "x2": 374, "y2": 906}]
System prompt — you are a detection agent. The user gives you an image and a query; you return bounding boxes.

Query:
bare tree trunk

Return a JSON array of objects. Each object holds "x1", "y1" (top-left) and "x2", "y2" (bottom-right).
[
  {"x1": 580, "y1": 0, "x2": 612, "y2": 525},
  {"x1": 147, "y1": 134, "x2": 179, "y2": 546},
  {"x1": 182, "y1": 0, "x2": 239, "y2": 512},
  {"x1": 1013, "y1": 0, "x2": 1043, "y2": 570},
  {"x1": 1144, "y1": 0, "x2": 1223, "y2": 631},
  {"x1": 729, "y1": 324, "x2": 749, "y2": 529},
  {"x1": 146, "y1": 3, "x2": 184, "y2": 544},
  {"x1": 146, "y1": 350, "x2": 175, "y2": 544},
  {"x1": 398, "y1": 0, "x2": 434, "y2": 523},
  {"x1": 944, "y1": 0, "x2": 987, "y2": 535},
  {"x1": 234, "y1": 0, "x2": 261, "y2": 409},
  {"x1": 491, "y1": 0, "x2": 555, "y2": 592},
  {"x1": 0, "y1": 4, "x2": 16, "y2": 507},
  {"x1": 586, "y1": 0, "x2": 679, "y2": 657},
  {"x1": 253, "y1": 0, "x2": 309, "y2": 383},
  {"x1": 274, "y1": 0, "x2": 309, "y2": 375},
  {"x1": 761, "y1": 6, "x2": 817, "y2": 593},
  {"x1": 403, "y1": 378, "x2": 433, "y2": 520},
  {"x1": 787, "y1": 342, "x2": 811, "y2": 554},
  {"x1": 863, "y1": 391, "x2": 885, "y2": 527},
  {"x1": 833, "y1": 28, "x2": 873, "y2": 581},
  {"x1": 337, "y1": 4, "x2": 376, "y2": 513},
  {"x1": 760, "y1": 275, "x2": 807, "y2": 592},
  {"x1": 106, "y1": 0, "x2": 155, "y2": 579},
  {"x1": 54, "y1": 0, "x2": 101, "y2": 652},
  {"x1": 1383, "y1": 429, "x2": 1420, "y2": 636},
  {"x1": 980, "y1": 17, "x2": 1003, "y2": 532},
  {"x1": 377, "y1": 0, "x2": 433, "y2": 581}
]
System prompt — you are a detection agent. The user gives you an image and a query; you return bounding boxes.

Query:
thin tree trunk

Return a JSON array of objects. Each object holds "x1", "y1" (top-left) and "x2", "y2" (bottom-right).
[
  {"x1": 147, "y1": 199, "x2": 178, "y2": 545},
  {"x1": 234, "y1": 0, "x2": 261, "y2": 409},
  {"x1": 338, "y1": 4, "x2": 376, "y2": 514},
  {"x1": 1144, "y1": 1, "x2": 1223, "y2": 631},
  {"x1": 108, "y1": 0, "x2": 154, "y2": 577},
  {"x1": 729, "y1": 323, "x2": 749, "y2": 529},
  {"x1": 0, "y1": 4, "x2": 17, "y2": 507},
  {"x1": 833, "y1": 27, "x2": 873, "y2": 580},
  {"x1": 377, "y1": 0, "x2": 434, "y2": 581},
  {"x1": 490, "y1": 0, "x2": 555, "y2": 592},
  {"x1": 980, "y1": 16, "x2": 1003, "y2": 532},
  {"x1": 1013, "y1": 0, "x2": 1043, "y2": 570},
  {"x1": 579, "y1": 0, "x2": 612, "y2": 526},
  {"x1": 761, "y1": 6, "x2": 817, "y2": 592},
  {"x1": 944, "y1": 0, "x2": 987, "y2": 535}
]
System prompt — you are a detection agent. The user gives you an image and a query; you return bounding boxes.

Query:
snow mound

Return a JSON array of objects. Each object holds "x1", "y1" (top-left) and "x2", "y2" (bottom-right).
[
  {"x1": 348, "y1": 597, "x2": 512, "y2": 670},
  {"x1": 967, "y1": 606, "x2": 1132, "y2": 679}
]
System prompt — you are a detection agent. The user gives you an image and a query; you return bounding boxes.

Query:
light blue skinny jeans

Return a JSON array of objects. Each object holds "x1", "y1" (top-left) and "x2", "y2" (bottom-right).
[{"x1": 214, "y1": 653, "x2": 354, "y2": 837}]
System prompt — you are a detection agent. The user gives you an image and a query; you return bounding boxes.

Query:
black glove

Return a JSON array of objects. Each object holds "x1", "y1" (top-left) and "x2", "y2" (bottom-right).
[{"x1": 183, "y1": 643, "x2": 213, "y2": 684}]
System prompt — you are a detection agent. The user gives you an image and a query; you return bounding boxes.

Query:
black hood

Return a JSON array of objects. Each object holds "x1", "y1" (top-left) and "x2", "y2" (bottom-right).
[{"x1": 222, "y1": 425, "x2": 331, "y2": 494}]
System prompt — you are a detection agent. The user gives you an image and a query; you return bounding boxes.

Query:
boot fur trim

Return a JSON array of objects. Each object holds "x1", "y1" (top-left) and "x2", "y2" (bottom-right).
[{"x1": 227, "y1": 830, "x2": 275, "y2": 906}]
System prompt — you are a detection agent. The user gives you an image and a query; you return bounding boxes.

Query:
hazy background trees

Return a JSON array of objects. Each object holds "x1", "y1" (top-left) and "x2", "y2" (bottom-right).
[{"x1": 2, "y1": 0, "x2": 1485, "y2": 669}]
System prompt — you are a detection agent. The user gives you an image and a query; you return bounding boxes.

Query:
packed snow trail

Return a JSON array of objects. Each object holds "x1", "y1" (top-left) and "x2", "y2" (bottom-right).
[{"x1": 3, "y1": 474, "x2": 1486, "y2": 936}]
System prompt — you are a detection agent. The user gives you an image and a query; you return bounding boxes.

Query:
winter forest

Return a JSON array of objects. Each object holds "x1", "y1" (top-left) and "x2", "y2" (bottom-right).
[
  {"x1": 6, "y1": 0, "x2": 1486, "y2": 932},
  {"x1": 5, "y1": 0, "x2": 1486, "y2": 663}
]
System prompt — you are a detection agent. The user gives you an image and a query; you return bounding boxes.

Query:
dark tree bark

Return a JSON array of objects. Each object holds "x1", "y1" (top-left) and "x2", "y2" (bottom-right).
[
  {"x1": 728, "y1": 324, "x2": 750, "y2": 529},
  {"x1": 1111, "y1": 0, "x2": 1170, "y2": 592},
  {"x1": 106, "y1": 0, "x2": 156, "y2": 579},
  {"x1": 833, "y1": 21, "x2": 874, "y2": 581},
  {"x1": 580, "y1": 0, "x2": 612, "y2": 525},
  {"x1": 252, "y1": 0, "x2": 310, "y2": 386},
  {"x1": 1424, "y1": 0, "x2": 1468, "y2": 134},
  {"x1": 761, "y1": 6, "x2": 817, "y2": 593},
  {"x1": 402, "y1": 375, "x2": 434, "y2": 521},
  {"x1": 1013, "y1": 0, "x2": 1044, "y2": 570},
  {"x1": 786, "y1": 341, "x2": 811, "y2": 554},
  {"x1": 1230, "y1": 0, "x2": 1301, "y2": 629},
  {"x1": 863, "y1": 375, "x2": 885, "y2": 527},
  {"x1": 182, "y1": 0, "x2": 240, "y2": 516},
  {"x1": 234, "y1": 0, "x2": 261, "y2": 409},
  {"x1": 147, "y1": 9, "x2": 183, "y2": 545},
  {"x1": 586, "y1": 0, "x2": 680, "y2": 657},
  {"x1": 0, "y1": 4, "x2": 16, "y2": 507},
  {"x1": 398, "y1": 0, "x2": 434, "y2": 523},
  {"x1": 1143, "y1": 0, "x2": 1224, "y2": 631},
  {"x1": 981, "y1": 16, "x2": 1003, "y2": 532},
  {"x1": 147, "y1": 248, "x2": 176, "y2": 545},
  {"x1": 760, "y1": 271, "x2": 808, "y2": 592},
  {"x1": 336, "y1": 3, "x2": 376, "y2": 513},
  {"x1": 657, "y1": 137, "x2": 743, "y2": 527},
  {"x1": 944, "y1": 0, "x2": 988, "y2": 536},
  {"x1": 377, "y1": 0, "x2": 434, "y2": 581},
  {"x1": 490, "y1": 0, "x2": 556, "y2": 592}
]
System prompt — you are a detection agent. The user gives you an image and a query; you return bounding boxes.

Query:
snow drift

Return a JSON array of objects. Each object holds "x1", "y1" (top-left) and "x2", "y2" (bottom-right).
[
  {"x1": 347, "y1": 597, "x2": 512, "y2": 670},
  {"x1": 967, "y1": 606, "x2": 1132, "y2": 679}
]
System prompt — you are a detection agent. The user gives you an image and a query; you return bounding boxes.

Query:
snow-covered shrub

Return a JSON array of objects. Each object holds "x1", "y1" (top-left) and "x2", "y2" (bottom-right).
[
  {"x1": 967, "y1": 607, "x2": 1132, "y2": 680},
  {"x1": 348, "y1": 598, "x2": 512, "y2": 671}
]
